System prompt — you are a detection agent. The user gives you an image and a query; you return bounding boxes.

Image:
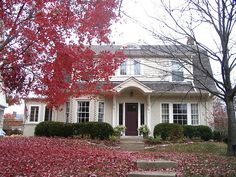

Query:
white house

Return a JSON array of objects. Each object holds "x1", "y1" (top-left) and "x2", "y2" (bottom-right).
[{"x1": 23, "y1": 45, "x2": 216, "y2": 136}]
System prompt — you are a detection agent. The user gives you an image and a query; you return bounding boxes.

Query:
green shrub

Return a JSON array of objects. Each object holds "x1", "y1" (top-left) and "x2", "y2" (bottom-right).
[
  {"x1": 73, "y1": 122, "x2": 114, "y2": 140},
  {"x1": 154, "y1": 123, "x2": 183, "y2": 141},
  {"x1": 144, "y1": 136, "x2": 162, "y2": 144},
  {"x1": 35, "y1": 121, "x2": 74, "y2": 137},
  {"x1": 212, "y1": 130, "x2": 227, "y2": 142},
  {"x1": 195, "y1": 125, "x2": 212, "y2": 141},
  {"x1": 113, "y1": 125, "x2": 126, "y2": 137},
  {"x1": 183, "y1": 125, "x2": 196, "y2": 139}
]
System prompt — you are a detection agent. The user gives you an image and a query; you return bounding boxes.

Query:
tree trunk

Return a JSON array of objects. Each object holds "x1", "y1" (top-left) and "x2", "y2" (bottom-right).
[{"x1": 226, "y1": 98, "x2": 236, "y2": 156}]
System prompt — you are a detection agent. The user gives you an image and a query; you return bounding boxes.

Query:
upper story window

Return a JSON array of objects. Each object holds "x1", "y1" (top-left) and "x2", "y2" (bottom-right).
[
  {"x1": 119, "y1": 59, "x2": 142, "y2": 76},
  {"x1": 120, "y1": 61, "x2": 127, "y2": 75},
  {"x1": 44, "y1": 107, "x2": 52, "y2": 121},
  {"x1": 172, "y1": 61, "x2": 184, "y2": 81},
  {"x1": 30, "y1": 106, "x2": 39, "y2": 122},
  {"x1": 134, "y1": 60, "x2": 141, "y2": 75}
]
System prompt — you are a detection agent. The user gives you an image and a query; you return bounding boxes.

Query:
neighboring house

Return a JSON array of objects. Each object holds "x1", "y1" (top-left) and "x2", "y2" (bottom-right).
[
  {"x1": 0, "y1": 85, "x2": 7, "y2": 130},
  {"x1": 3, "y1": 112, "x2": 23, "y2": 131},
  {"x1": 23, "y1": 45, "x2": 216, "y2": 136}
]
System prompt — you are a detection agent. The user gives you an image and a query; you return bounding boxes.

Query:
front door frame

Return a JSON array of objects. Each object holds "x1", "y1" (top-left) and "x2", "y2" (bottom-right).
[
  {"x1": 125, "y1": 103, "x2": 139, "y2": 136},
  {"x1": 117, "y1": 102, "x2": 146, "y2": 136}
]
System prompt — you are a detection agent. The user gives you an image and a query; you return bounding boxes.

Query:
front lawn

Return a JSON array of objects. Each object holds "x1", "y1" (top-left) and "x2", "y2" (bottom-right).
[{"x1": 0, "y1": 137, "x2": 235, "y2": 177}]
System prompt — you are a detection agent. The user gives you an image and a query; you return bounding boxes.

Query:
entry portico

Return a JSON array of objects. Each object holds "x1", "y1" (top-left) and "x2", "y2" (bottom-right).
[{"x1": 113, "y1": 77, "x2": 153, "y2": 136}]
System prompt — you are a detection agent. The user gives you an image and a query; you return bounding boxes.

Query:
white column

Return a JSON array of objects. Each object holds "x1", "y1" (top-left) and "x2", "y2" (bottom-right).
[
  {"x1": 112, "y1": 96, "x2": 116, "y2": 127},
  {"x1": 147, "y1": 94, "x2": 151, "y2": 129}
]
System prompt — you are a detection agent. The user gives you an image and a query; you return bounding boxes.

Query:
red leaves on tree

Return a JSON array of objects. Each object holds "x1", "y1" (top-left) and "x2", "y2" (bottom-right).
[{"x1": 0, "y1": 0, "x2": 123, "y2": 106}]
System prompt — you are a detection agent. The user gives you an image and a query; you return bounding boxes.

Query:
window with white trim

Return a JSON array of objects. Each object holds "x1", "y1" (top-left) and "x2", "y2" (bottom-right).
[
  {"x1": 120, "y1": 61, "x2": 127, "y2": 75},
  {"x1": 173, "y1": 104, "x2": 187, "y2": 125},
  {"x1": 98, "y1": 102, "x2": 104, "y2": 122},
  {"x1": 65, "y1": 101, "x2": 70, "y2": 123},
  {"x1": 30, "y1": 106, "x2": 39, "y2": 122},
  {"x1": 119, "y1": 59, "x2": 142, "y2": 76},
  {"x1": 161, "y1": 104, "x2": 169, "y2": 123},
  {"x1": 44, "y1": 107, "x2": 52, "y2": 121},
  {"x1": 191, "y1": 104, "x2": 199, "y2": 125},
  {"x1": 77, "y1": 101, "x2": 89, "y2": 123},
  {"x1": 172, "y1": 61, "x2": 184, "y2": 81},
  {"x1": 134, "y1": 60, "x2": 141, "y2": 75}
]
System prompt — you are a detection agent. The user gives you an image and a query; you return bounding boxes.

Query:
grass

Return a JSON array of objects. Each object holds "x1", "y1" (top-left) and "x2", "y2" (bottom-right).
[{"x1": 146, "y1": 142, "x2": 228, "y2": 155}]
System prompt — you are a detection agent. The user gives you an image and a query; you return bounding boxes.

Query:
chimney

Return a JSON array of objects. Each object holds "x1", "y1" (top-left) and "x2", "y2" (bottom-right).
[{"x1": 187, "y1": 36, "x2": 195, "y2": 45}]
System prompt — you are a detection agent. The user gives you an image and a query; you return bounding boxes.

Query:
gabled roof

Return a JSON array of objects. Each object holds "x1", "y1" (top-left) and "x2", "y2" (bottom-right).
[
  {"x1": 90, "y1": 45, "x2": 217, "y2": 94},
  {"x1": 114, "y1": 77, "x2": 153, "y2": 93}
]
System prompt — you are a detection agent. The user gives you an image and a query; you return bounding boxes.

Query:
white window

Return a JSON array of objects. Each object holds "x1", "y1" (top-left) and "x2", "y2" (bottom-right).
[
  {"x1": 119, "y1": 59, "x2": 142, "y2": 76},
  {"x1": 134, "y1": 60, "x2": 141, "y2": 75},
  {"x1": 30, "y1": 106, "x2": 39, "y2": 122},
  {"x1": 173, "y1": 104, "x2": 187, "y2": 125},
  {"x1": 161, "y1": 104, "x2": 169, "y2": 123},
  {"x1": 120, "y1": 61, "x2": 127, "y2": 75},
  {"x1": 191, "y1": 104, "x2": 199, "y2": 125},
  {"x1": 77, "y1": 101, "x2": 89, "y2": 123},
  {"x1": 65, "y1": 101, "x2": 70, "y2": 123},
  {"x1": 98, "y1": 102, "x2": 104, "y2": 122},
  {"x1": 172, "y1": 61, "x2": 184, "y2": 81},
  {"x1": 44, "y1": 107, "x2": 52, "y2": 121}
]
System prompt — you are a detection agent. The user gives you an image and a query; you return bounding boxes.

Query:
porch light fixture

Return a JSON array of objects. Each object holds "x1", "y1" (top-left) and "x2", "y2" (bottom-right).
[{"x1": 130, "y1": 91, "x2": 134, "y2": 97}]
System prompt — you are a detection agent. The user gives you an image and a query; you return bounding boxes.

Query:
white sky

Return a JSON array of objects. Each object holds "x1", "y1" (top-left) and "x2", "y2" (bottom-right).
[{"x1": 4, "y1": 0, "x2": 235, "y2": 114}]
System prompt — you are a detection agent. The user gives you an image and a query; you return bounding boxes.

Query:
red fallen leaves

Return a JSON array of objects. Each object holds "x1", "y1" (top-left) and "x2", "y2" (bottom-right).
[
  {"x1": 0, "y1": 137, "x2": 236, "y2": 177},
  {"x1": 0, "y1": 137, "x2": 137, "y2": 177}
]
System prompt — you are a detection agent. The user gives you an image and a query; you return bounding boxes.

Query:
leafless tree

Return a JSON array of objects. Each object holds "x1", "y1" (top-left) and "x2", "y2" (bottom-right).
[{"x1": 122, "y1": 0, "x2": 236, "y2": 155}]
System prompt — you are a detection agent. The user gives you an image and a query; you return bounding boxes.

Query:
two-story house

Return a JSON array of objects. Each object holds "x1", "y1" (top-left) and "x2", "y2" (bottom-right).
[{"x1": 23, "y1": 45, "x2": 216, "y2": 136}]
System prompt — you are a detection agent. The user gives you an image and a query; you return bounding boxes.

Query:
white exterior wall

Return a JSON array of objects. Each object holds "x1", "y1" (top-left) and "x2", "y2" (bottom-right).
[{"x1": 110, "y1": 57, "x2": 193, "y2": 82}]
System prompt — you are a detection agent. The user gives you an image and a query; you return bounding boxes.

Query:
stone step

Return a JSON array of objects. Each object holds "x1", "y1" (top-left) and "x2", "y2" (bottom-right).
[
  {"x1": 120, "y1": 143, "x2": 145, "y2": 151},
  {"x1": 128, "y1": 171, "x2": 176, "y2": 177},
  {"x1": 120, "y1": 136, "x2": 143, "y2": 143},
  {"x1": 136, "y1": 160, "x2": 177, "y2": 170}
]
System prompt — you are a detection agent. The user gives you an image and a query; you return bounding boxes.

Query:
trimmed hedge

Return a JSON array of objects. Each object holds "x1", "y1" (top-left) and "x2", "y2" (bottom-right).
[
  {"x1": 154, "y1": 123, "x2": 183, "y2": 141},
  {"x1": 154, "y1": 123, "x2": 213, "y2": 141},
  {"x1": 35, "y1": 121, "x2": 74, "y2": 137},
  {"x1": 73, "y1": 122, "x2": 114, "y2": 140},
  {"x1": 35, "y1": 121, "x2": 114, "y2": 140},
  {"x1": 183, "y1": 125, "x2": 213, "y2": 141}
]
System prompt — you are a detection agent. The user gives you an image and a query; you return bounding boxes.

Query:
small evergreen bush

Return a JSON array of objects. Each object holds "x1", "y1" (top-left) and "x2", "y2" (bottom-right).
[
  {"x1": 73, "y1": 122, "x2": 114, "y2": 140},
  {"x1": 154, "y1": 123, "x2": 183, "y2": 141},
  {"x1": 113, "y1": 125, "x2": 126, "y2": 137},
  {"x1": 195, "y1": 125, "x2": 212, "y2": 141},
  {"x1": 183, "y1": 125, "x2": 196, "y2": 139},
  {"x1": 35, "y1": 121, "x2": 74, "y2": 137},
  {"x1": 212, "y1": 130, "x2": 226, "y2": 142}
]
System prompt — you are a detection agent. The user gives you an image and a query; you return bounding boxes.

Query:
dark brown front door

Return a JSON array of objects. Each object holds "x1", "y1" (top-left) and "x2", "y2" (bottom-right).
[{"x1": 125, "y1": 103, "x2": 138, "y2": 136}]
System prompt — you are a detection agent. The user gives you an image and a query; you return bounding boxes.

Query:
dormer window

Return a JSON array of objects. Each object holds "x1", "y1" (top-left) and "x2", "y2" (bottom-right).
[{"x1": 172, "y1": 61, "x2": 184, "y2": 81}]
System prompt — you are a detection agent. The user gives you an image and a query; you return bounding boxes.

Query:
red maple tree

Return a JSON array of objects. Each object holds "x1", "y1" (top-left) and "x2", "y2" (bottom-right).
[{"x1": 0, "y1": 0, "x2": 124, "y2": 107}]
